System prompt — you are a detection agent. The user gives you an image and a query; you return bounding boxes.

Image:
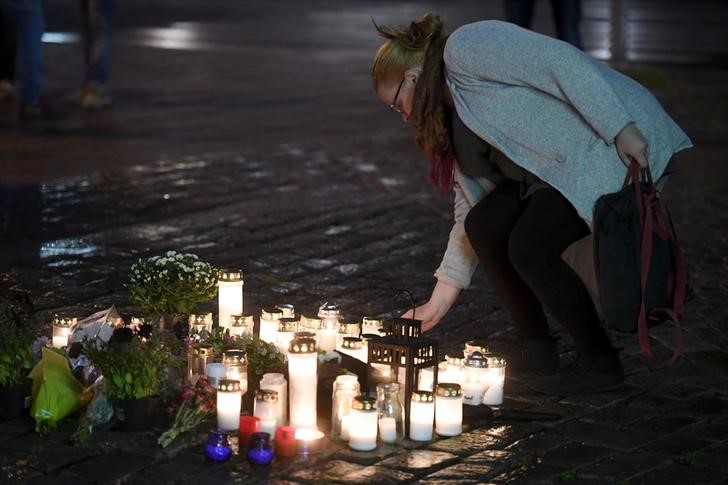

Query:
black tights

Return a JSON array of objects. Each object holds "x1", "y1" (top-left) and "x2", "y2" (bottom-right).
[{"x1": 464, "y1": 180, "x2": 614, "y2": 358}]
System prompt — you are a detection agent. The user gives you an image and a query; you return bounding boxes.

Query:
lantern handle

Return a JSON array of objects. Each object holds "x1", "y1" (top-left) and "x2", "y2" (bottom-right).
[{"x1": 391, "y1": 288, "x2": 416, "y2": 321}]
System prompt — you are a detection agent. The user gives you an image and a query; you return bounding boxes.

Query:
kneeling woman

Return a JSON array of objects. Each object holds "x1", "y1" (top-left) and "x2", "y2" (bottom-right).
[{"x1": 371, "y1": 13, "x2": 691, "y2": 395}]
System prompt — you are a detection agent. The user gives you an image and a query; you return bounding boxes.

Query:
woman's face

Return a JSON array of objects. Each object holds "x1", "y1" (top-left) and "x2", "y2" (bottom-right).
[{"x1": 377, "y1": 69, "x2": 418, "y2": 123}]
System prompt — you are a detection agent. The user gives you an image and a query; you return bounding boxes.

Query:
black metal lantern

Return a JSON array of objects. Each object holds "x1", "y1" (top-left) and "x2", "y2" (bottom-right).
[{"x1": 367, "y1": 290, "x2": 438, "y2": 437}]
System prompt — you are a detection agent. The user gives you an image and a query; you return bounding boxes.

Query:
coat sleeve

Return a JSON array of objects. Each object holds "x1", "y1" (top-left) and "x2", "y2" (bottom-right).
[
  {"x1": 444, "y1": 21, "x2": 634, "y2": 144},
  {"x1": 434, "y1": 180, "x2": 479, "y2": 289}
]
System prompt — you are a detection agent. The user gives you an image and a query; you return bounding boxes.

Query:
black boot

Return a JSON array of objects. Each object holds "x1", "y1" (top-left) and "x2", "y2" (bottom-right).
[
  {"x1": 528, "y1": 351, "x2": 624, "y2": 396},
  {"x1": 503, "y1": 337, "x2": 560, "y2": 377}
]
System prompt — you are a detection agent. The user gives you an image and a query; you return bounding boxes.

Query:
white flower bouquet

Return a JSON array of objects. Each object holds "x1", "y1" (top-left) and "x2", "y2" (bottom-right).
[{"x1": 129, "y1": 251, "x2": 218, "y2": 316}]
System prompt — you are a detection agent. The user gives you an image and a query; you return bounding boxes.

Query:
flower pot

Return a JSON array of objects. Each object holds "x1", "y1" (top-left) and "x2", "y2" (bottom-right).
[
  {"x1": 0, "y1": 378, "x2": 32, "y2": 421},
  {"x1": 114, "y1": 396, "x2": 160, "y2": 432}
]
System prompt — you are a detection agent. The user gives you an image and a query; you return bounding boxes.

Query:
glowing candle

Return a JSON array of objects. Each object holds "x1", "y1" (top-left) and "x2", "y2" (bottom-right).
[
  {"x1": 216, "y1": 379, "x2": 242, "y2": 431},
  {"x1": 259, "y1": 308, "x2": 283, "y2": 345},
  {"x1": 464, "y1": 339, "x2": 489, "y2": 360},
  {"x1": 482, "y1": 355, "x2": 506, "y2": 406},
  {"x1": 331, "y1": 374, "x2": 359, "y2": 441},
  {"x1": 188, "y1": 313, "x2": 213, "y2": 335},
  {"x1": 439, "y1": 355, "x2": 463, "y2": 385},
  {"x1": 318, "y1": 302, "x2": 340, "y2": 353},
  {"x1": 299, "y1": 315, "x2": 322, "y2": 347},
  {"x1": 276, "y1": 303, "x2": 295, "y2": 319},
  {"x1": 287, "y1": 337, "x2": 317, "y2": 431},
  {"x1": 409, "y1": 390, "x2": 435, "y2": 441},
  {"x1": 276, "y1": 317, "x2": 298, "y2": 355},
  {"x1": 361, "y1": 316, "x2": 383, "y2": 337},
  {"x1": 222, "y1": 349, "x2": 248, "y2": 395},
  {"x1": 188, "y1": 343, "x2": 214, "y2": 384},
  {"x1": 340, "y1": 337, "x2": 367, "y2": 363},
  {"x1": 348, "y1": 395, "x2": 377, "y2": 451},
  {"x1": 52, "y1": 315, "x2": 76, "y2": 349},
  {"x1": 217, "y1": 269, "x2": 243, "y2": 330},
  {"x1": 254, "y1": 389, "x2": 279, "y2": 438},
  {"x1": 230, "y1": 314, "x2": 254, "y2": 337},
  {"x1": 260, "y1": 373, "x2": 287, "y2": 426},
  {"x1": 336, "y1": 321, "x2": 360, "y2": 350},
  {"x1": 435, "y1": 383, "x2": 462, "y2": 437},
  {"x1": 462, "y1": 352, "x2": 488, "y2": 406}
]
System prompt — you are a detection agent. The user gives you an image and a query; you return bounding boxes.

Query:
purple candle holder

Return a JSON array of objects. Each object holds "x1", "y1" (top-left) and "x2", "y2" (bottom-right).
[
  {"x1": 246, "y1": 432, "x2": 274, "y2": 465},
  {"x1": 203, "y1": 428, "x2": 232, "y2": 463}
]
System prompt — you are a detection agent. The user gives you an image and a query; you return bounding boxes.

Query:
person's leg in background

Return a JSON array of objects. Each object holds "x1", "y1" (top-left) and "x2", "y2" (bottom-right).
[
  {"x1": 550, "y1": 0, "x2": 582, "y2": 49},
  {"x1": 78, "y1": 0, "x2": 113, "y2": 110},
  {"x1": 507, "y1": 188, "x2": 623, "y2": 394},
  {"x1": 503, "y1": 0, "x2": 536, "y2": 29},
  {"x1": 0, "y1": 6, "x2": 17, "y2": 100}
]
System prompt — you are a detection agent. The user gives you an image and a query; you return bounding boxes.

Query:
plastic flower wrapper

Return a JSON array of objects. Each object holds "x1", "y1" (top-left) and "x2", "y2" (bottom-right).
[
  {"x1": 28, "y1": 347, "x2": 92, "y2": 433},
  {"x1": 158, "y1": 377, "x2": 216, "y2": 448},
  {"x1": 71, "y1": 390, "x2": 114, "y2": 443}
]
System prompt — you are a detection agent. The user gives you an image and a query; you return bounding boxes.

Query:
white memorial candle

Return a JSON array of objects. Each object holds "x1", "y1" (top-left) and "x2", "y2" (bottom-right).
[
  {"x1": 216, "y1": 379, "x2": 241, "y2": 431},
  {"x1": 254, "y1": 389, "x2": 279, "y2": 438},
  {"x1": 217, "y1": 270, "x2": 243, "y2": 330},
  {"x1": 340, "y1": 414, "x2": 352, "y2": 441},
  {"x1": 223, "y1": 349, "x2": 248, "y2": 395},
  {"x1": 462, "y1": 352, "x2": 488, "y2": 406},
  {"x1": 287, "y1": 337, "x2": 318, "y2": 431},
  {"x1": 276, "y1": 303, "x2": 295, "y2": 319},
  {"x1": 229, "y1": 314, "x2": 254, "y2": 337},
  {"x1": 409, "y1": 390, "x2": 435, "y2": 441},
  {"x1": 435, "y1": 383, "x2": 463, "y2": 437},
  {"x1": 439, "y1": 355, "x2": 463, "y2": 385},
  {"x1": 52, "y1": 315, "x2": 76, "y2": 349},
  {"x1": 206, "y1": 363, "x2": 227, "y2": 389},
  {"x1": 260, "y1": 373, "x2": 287, "y2": 426},
  {"x1": 318, "y1": 302, "x2": 340, "y2": 352},
  {"x1": 482, "y1": 355, "x2": 506, "y2": 406},
  {"x1": 378, "y1": 417, "x2": 397, "y2": 443},
  {"x1": 361, "y1": 316, "x2": 383, "y2": 337},
  {"x1": 259, "y1": 308, "x2": 283, "y2": 345},
  {"x1": 348, "y1": 395, "x2": 377, "y2": 451},
  {"x1": 276, "y1": 317, "x2": 299, "y2": 356}
]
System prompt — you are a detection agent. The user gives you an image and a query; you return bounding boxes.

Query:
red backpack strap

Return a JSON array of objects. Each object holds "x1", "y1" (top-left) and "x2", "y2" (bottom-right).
[{"x1": 633, "y1": 163, "x2": 684, "y2": 363}]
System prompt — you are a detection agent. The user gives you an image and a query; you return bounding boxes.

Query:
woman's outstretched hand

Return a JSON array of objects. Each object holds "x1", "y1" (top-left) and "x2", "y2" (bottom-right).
[
  {"x1": 401, "y1": 279, "x2": 461, "y2": 332},
  {"x1": 615, "y1": 122, "x2": 649, "y2": 168}
]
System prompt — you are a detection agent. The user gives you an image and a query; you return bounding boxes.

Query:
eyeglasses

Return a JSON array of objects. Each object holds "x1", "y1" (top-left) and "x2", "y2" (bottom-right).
[{"x1": 388, "y1": 76, "x2": 405, "y2": 114}]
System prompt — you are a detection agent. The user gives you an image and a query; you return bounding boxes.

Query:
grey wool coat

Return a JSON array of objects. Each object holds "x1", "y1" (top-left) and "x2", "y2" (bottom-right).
[{"x1": 434, "y1": 20, "x2": 692, "y2": 291}]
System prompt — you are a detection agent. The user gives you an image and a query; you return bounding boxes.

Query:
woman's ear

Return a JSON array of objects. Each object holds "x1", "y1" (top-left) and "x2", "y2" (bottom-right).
[{"x1": 405, "y1": 66, "x2": 423, "y2": 85}]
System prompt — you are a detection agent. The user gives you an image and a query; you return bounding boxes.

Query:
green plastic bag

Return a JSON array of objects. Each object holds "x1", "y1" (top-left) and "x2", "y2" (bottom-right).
[{"x1": 28, "y1": 347, "x2": 90, "y2": 432}]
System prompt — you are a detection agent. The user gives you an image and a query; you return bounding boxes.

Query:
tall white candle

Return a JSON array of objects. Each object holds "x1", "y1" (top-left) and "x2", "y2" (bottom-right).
[
  {"x1": 348, "y1": 395, "x2": 377, "y2": 451},
  {"x1": 223, "y1": 349, "x2": 248, "y2": 395},
  {"x1": 254, "y1": 389, "x2": 279, "y2": 438},
  {"x1": 259, "y1": 308, "x2": 283, "y2": 345},
  {"x1": 435, "y1": 383, "x2": 462, "y2": 437},
  {"x1": 409, "y1": 390, "x2": 434, "y2": 441},
  {"x1": 340, "y1": 414, "x2": 352, "y2": 441},
  {"x1": 217, "y1": 270, "x2": 243, "y2": 330},
  {"x1": 299, "y1": 315, "x2": 322, "y2": 346},
  {"x1": 287, "y1": 337, "x2": 318, "y2": 431},
  {"x1": 318, "y1": 302, "x2": 340, "y2": 352},
  {"x1": 216, "y1": 379, "x2": 242, "y2": 431},
  {"x1": 320, "y1": 328, "x2": 337, "y2": 353},
  {"x1": 439, "y1": 355, "x2": 463, "y2": 385},
  {"x1": 260, "y1": 373, "x2": 287, "y2": 426}
]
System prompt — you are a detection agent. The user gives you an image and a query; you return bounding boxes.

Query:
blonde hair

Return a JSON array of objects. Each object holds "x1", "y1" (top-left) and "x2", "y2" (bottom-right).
[{"x1": 372, "y1": 13, "x2": 455, "y2": 192}]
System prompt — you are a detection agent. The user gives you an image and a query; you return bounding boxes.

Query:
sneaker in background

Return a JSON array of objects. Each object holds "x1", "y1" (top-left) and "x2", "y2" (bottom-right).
[
  {"x1": 81, "y1": 82, "x2": 111, "y2": 111},
  {"x1": 0, "y1": 80, "x2": 16, "y2": 101}
]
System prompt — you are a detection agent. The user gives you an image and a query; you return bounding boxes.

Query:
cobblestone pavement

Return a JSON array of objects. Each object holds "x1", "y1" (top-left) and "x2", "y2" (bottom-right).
[{"x1": 1, "y1": 1, "x2": 727, "y2": 484}]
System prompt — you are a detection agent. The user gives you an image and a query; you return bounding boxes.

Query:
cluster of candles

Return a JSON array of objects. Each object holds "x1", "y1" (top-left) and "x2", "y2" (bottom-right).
[{"x1": 51, "y1": 269, "x2": 509, "y2": 463}]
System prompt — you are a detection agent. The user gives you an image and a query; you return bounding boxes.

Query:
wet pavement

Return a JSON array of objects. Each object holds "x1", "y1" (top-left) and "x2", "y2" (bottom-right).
[{"x1": 1, "y1": 1, "x2": 728, "y2": 484}]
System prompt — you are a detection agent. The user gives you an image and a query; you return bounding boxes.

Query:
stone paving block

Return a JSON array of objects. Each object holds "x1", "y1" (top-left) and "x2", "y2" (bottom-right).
[
  {"x1": 31, "y1": 445, "x2": 101, "y2": 475},
  {"x1": 487, "y1": 459, "x2": 564, "y2": 483},
  {"x1": 427, "y1": 428, "x2": 507, "y2": 457},
  {"x1": 333, "y1": 444, "x2": 399, "y2": 466},
  {"x1": 141, "y1": 451, "x2": 209, "y2": 482},
  {"x1": 629, "y1": 462, "x2": 719, "y2": 484},
  {"x1": 576, "y1": 449, "x2": 668, "y2": 481},
  {"x1": 579, "y1": 401, "x2": 647, "y2": 426},
  {"x1": 24, "y1": 475, "x2": 85, "y2": 485},
  {"x1": 60, "y1": 451, "x2": 155, "y2": 483},
  {"x1": 556, "y1": 419, "x2": 658, "y2": 451},
  {"x1": 340, "y1": 465, "x2": 416, "y2": 485},
  {"x1": 560, "y1": 384, "x2": 642, "y2": 409},
  {"x1": 286, "y1": 459, "x2": 365, "y2": 483},
  {"x1": 373, "y1": 450, "x2": 459, "y2": 477},
  {"x1": 628, "y1": 414, "x2": 699, "y2": 435},
  {"x1": 643, "y1": 432, "x2": 713, "y2": 461},
  {"x1": 418, "y1": 462, "x2": 496, "y2": 482},
  {"x1": 502, "y1": 430, "x2": 570, "y2": 458},
  {"x1": 539, "y1": 440, "x2": 615, "y2": 468}
]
